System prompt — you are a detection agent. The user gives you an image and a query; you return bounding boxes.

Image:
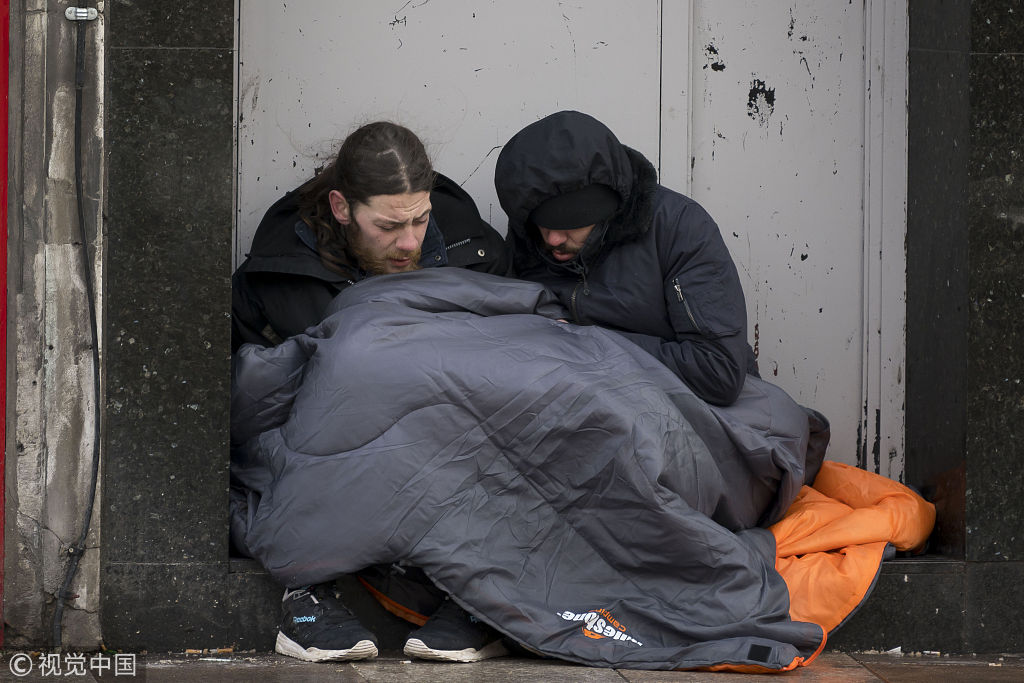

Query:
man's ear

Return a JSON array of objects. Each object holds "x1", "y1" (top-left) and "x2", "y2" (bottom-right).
[{"x1": 328, "y1": 190, "x2": 351, "y2": 224}]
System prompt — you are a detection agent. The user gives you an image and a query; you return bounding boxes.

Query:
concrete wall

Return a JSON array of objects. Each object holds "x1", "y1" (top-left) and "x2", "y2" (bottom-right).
[{"x1": 4, "y1": 0, "x2": 104, "y2": 648}]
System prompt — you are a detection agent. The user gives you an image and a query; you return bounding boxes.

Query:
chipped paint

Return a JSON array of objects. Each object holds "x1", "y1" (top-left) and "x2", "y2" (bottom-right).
[
  {"x1": 746, "y1": 78, "x2": 775, "y2": 127},
  {"x1": 690, "y1": 1, "x2": 906, "y2": 474},
  {"x1": 704, "y1": 43, "x2": 726, "y2": 71}
]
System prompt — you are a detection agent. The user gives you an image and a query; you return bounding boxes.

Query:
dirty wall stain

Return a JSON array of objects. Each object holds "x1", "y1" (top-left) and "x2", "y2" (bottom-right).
[
  {"x1": 704, "y1": 43, "x2": 726, "y2": 71},
  {"x1": 747, "y1": 78, "x2": 775, "y2": 127}
]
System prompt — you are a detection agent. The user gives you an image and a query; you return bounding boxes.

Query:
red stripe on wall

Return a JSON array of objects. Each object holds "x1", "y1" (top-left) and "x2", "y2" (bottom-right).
[{"x1": 1, "y1": 0, "x2": 11, "y2": 647}]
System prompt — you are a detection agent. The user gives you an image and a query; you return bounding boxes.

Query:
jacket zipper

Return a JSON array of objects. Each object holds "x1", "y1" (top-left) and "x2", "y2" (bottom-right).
[
  {"x1": 446, "y1": 238, "x2": 470, "y2": 251},
  {"x1": 569, "y1": 261, "x2": 590, "y2": 323},
  {"x1": 673, "y1": 278, "x2": 700, "y2": 330},
  {"x1": 570, "y1": 281, "x2": 581, "y2": 322}
]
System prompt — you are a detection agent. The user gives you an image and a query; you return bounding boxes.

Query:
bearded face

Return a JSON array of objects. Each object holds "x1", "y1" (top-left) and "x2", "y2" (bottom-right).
[
  {"x1": 536, "y1": 224, "x2": 597, "y2": 263},
  {"x1": 346, "y1": 222, "x2": 423, "y2": 275},
  {"x1": 329, "y1": 190, "x2": 431, "y2": 274}
]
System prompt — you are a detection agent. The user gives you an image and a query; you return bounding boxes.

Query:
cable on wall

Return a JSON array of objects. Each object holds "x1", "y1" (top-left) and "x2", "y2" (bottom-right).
[{"x1": 52, "y1": 0, "x2": 101, "y2": 651}]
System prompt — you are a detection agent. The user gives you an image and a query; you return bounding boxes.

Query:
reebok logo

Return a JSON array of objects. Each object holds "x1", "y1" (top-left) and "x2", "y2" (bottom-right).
[
  {"x1": 558, "y1": 608, "x2": 643, "y2": 647},
  {"x1": 293, "y1": 616, "x2": 317, "y2": 624}
]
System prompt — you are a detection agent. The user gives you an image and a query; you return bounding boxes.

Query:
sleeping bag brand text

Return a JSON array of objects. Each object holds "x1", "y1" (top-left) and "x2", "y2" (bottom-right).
[{"x1": 558, "y1": 608, "x2": 643, "y2": 646}]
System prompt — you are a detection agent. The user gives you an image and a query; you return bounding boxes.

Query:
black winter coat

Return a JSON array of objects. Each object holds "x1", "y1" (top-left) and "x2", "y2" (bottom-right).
[
  {"x1": 232, "y1": 173, "x2": 509, "y2": 351},
  {"x1": 495, "y1": 110, "x2": 757, "y2": 406}
]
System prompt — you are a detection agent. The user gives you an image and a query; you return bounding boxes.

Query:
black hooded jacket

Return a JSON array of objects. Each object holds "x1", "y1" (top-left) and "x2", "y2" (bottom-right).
[
  {"x1": 232, "y1": 172, "x2": 509, "y2": 351},
  {"x1": 495, "y1": 111, "x2": 757, "y2": 406}
]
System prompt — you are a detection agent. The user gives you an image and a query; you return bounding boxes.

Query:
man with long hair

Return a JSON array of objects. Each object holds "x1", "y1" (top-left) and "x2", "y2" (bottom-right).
[
  {"x1": 231, "y1": 121, "x2": 509, "y2": 663},
  {"x1": 232, "y1": 121, "x2": 508, "y2": 351}
]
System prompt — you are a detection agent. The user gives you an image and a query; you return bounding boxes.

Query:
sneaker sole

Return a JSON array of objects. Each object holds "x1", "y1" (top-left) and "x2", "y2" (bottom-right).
[
  {"x1": 403, "y1": 637, "x2": 509, "y2": 663},
  {"x1": 275, "y1": 631, "x2": 378, "y2": 662}
]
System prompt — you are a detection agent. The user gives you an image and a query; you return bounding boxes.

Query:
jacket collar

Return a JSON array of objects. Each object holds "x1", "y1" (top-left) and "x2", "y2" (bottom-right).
[{"x1": 419, "y1": 216, "x2": 448, "y2": 266}]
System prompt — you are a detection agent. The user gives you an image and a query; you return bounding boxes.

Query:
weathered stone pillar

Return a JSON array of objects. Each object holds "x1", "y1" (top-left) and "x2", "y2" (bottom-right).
[{"x1": 5, "y1": 0, "x2": 105, "y2": 648}]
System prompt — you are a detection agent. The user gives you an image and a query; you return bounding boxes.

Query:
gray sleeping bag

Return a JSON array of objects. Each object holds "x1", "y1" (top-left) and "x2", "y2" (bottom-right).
[{"x1": 230, "y1": 268, "x2": 825, "y2": 670}]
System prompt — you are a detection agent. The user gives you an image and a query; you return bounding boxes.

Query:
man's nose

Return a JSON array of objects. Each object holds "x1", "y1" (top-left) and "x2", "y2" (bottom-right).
[
  {"x1": 395, "y1": 227, "x2": 420, "y2": 252},
  {"x1": 542, "y1": 229, "x2": 566, "y2": 247}
]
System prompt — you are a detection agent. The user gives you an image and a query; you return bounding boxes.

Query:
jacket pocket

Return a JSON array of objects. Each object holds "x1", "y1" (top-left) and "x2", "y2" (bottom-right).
[{"x1": 665, "y1": 275, "x2": 742, "y2": 339}]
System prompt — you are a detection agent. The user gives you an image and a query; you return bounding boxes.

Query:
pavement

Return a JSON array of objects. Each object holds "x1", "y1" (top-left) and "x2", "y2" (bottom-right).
[{"x1": 3, "y1": 650, "x2": 1024, "y2": 682}]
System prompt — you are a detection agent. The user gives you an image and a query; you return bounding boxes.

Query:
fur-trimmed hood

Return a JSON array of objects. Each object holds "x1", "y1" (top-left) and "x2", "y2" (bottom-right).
[{"x1": 495, "y1": 111, "x2": 658, "y2": 269}]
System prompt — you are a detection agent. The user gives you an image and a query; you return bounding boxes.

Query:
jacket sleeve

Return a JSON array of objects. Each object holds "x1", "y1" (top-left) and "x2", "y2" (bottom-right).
[
  {"x1": 614, "y1": 329, "x2": 748, "y2": 406},
  {"x1": 231, "y1": 267, "x2": 275, "y2": 353},
  {"x1": 232, "y1": 268, "x2": 338, "y2": 352},
  {"x1": 616, "y1": 204, "x2": 751, "y2": 406}
]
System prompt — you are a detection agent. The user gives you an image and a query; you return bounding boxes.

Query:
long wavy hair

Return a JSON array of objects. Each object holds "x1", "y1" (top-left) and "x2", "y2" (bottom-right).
[{"x1": 297, "y1": 121, "x2": 436, "y2": 274}]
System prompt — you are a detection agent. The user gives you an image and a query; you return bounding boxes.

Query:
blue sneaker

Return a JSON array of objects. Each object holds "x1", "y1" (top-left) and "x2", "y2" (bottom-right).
[
  {"x1": 403, "y1": 598, "x2": 508, "y2": 662},
  {"x1": 275, "y1": 583, "x2": 378, "y2": 662}
]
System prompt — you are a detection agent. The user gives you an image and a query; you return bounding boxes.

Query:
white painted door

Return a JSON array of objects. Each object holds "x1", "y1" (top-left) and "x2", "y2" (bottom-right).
[{"x1": 235, "y1": 0, "x2": 907, "y2": 478}]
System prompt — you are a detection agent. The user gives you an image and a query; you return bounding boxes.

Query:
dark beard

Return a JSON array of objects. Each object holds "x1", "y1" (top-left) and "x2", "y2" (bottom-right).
[
  {"x1": 545, "y1": 243, "x2": 580, "y2": 258},
  {"x1": 347, "y1": 225, "x2": 422, "y2": 275}
]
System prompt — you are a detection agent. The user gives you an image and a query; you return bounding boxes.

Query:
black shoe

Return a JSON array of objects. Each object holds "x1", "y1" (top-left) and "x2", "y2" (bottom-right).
[
  {"x1": 403, "y1": 598, "x2": 508, "y2": 663},
  {"x1": 275, "y1": 583, "x2": 378, "y2": 662}
]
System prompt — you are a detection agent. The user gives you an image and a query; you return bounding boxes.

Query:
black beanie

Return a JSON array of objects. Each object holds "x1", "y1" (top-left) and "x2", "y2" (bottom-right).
[{"x1": 529, "y1": 183, "x2": 620, "y2": 230}]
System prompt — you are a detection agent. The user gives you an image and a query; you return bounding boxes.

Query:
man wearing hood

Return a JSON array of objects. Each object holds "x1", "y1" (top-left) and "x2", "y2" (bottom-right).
[{"x1": 494, "y1": 110, "x2": 758, "y2": 407}]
